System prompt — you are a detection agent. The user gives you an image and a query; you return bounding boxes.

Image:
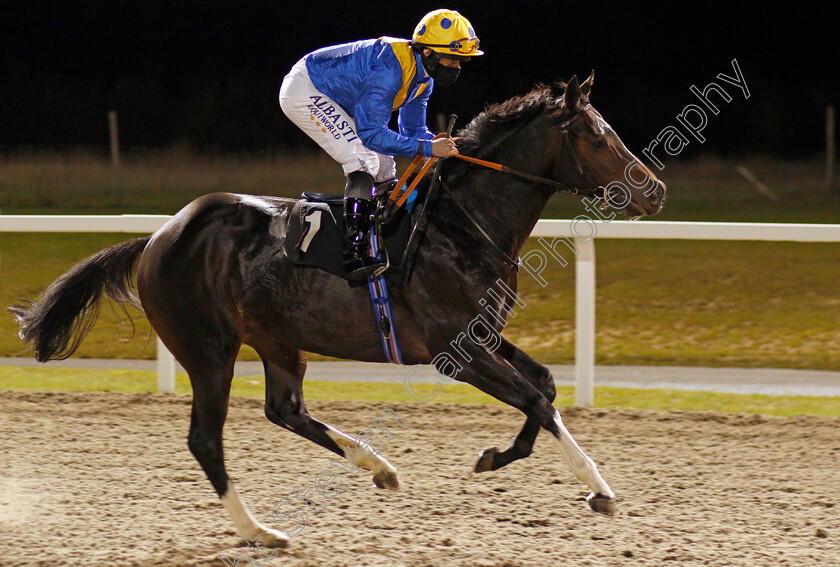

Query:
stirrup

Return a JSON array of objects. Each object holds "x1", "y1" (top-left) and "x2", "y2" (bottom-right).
[{"x1": 344, "y1": 255, "x2": 386, "y2": 281}]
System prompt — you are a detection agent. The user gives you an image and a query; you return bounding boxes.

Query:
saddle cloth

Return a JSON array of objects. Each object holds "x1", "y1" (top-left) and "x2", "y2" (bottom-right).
[{"x1": 284, "y1": 193, "x2": 413, "y2": 282}]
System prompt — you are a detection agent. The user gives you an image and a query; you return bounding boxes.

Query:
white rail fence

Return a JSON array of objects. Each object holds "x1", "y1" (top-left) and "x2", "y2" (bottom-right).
[{"x1": 2, "y1": 215, "x2": 839, "y2": 405}]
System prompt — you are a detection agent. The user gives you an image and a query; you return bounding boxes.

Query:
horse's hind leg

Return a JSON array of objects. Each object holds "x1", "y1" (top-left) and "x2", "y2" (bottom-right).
[
  {"x1": 184, "y1": 354, "x2": 289, "y2": 548},
  {"x1": 258, "y1": 344, "x2": 400, "y2": 489},
  {"x1": 475, "y1": 337, "x2": 555, "y2": 473},
  {"x1": 177, "y1": 348, "x2": 289, "y2": 547},
  {"x1": 149, "y1": 307, "x2": 289, "y2": 547}
]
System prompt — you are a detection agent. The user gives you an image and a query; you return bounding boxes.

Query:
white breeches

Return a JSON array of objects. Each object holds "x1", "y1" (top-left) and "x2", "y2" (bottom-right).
[{"x1": 279, "y1": 59, "x2": 396, "y2": 182}]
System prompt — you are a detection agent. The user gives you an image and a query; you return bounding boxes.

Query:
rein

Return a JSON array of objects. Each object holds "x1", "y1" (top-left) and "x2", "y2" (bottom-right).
[
  {"x1": 435, "y1": 105, "x2": 594, "y2": 270},
  {"x1": 453, "y1": 152, "x2": 579, "y2": 193},
  {"x1": 393, "y1": 104, "x2": 597, "y2": 273},
  {"x1": 389, "y1": 104, "x2": 591, "y2": 214},
  {"x1": 451, "y1": 104, "x2": 591, "y2": 195}
]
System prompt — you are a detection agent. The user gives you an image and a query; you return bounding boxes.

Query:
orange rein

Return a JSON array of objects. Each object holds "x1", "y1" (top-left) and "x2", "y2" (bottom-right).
[
  {"x1": 387, "y1": 133, "x2": 449, "y2": 211},
  {"x1": 395, "y1": 156, "x2": 437, "y2": 208},
  {"x1": 389, "y1": 136, "x2": 565, "y2": 215},
  {"x1": 450, "y1": 154, "x2": 508, "y2": 172}
]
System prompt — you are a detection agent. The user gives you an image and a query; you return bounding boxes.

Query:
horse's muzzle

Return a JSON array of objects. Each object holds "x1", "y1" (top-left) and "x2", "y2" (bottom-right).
[{"x1": 640, "y1": 180, "x2": 667, "y2": 215}]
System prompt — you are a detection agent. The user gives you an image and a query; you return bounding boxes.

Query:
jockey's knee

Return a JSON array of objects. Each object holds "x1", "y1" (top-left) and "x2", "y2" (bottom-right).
[
  {"x1": 374, "y1": 154, "x2": 396, "y2": 182},
  {"x1": 342, "y1": 153, "x2": 395, "y2": 187},
  {"x1": 342, "y1": 151, "x2": 379, "y2": 182}
]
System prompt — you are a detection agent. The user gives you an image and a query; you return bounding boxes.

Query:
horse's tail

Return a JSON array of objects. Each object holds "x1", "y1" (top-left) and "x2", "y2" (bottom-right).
[{"x1": 8, "y1": 236, "x2": 152, "y2": 362}]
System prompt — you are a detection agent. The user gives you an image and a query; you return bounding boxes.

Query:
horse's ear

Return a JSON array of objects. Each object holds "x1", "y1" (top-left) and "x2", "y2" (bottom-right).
[
  {"x1": 581, "y1": 70, "x2": 594, "y2": 96},
  {"x1": 563, "y1": 75, "x2": 581, "y2": 111}
]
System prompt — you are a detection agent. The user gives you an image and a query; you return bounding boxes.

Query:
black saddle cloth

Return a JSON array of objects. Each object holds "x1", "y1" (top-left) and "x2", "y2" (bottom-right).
[{"x1": 284, "y1": 193, "x2": 412, "y2": 283}]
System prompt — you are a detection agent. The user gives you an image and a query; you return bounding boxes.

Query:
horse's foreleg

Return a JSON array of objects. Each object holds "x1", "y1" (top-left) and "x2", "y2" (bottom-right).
[
  {"x1": 474, "y1": 338, "x2": 555, "y2": 473},
  {"x1": 260, "y1": 347, "x2": 400, "y2": 490},
  {"x1": 550, "y1": 410, "x2": 617, "y2": 515},
  {"x1": 454, "y1": 348, "x2": 616, "y2": 515}
]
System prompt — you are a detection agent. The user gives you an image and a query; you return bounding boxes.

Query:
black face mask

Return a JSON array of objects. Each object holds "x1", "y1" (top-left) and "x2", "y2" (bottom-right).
[
  {"x1": 432, "y1": 65, "x2": 460, "y2": 87},
  {"x1": 420, "y1": 50, "x2": 460, "y2": 88}
]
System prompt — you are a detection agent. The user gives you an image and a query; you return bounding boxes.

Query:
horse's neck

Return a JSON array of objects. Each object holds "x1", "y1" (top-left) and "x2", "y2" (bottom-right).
[
  {"x1": 445, "y1": 118, "x2": 554, "y2": 255},
  {"x1": 446, "y1": 175, "x2": 552, "y2": 256},
  {"x1": 425, "y1": 166, "x2": 553, "y2": 280}
]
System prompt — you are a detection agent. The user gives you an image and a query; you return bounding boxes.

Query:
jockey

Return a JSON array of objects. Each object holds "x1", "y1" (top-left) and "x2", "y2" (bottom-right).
[{"x1": 279, "y1": 9, "x2": 483, "y2": 281}]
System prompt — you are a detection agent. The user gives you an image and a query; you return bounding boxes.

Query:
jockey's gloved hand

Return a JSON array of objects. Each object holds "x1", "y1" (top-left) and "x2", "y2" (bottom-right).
[{"x1": 431, "y1": 136, "x2": 459, "y2": 157}]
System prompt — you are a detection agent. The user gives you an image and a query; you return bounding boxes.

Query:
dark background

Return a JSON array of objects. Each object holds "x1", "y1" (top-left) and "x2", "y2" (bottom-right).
[{"x1": 1, "y1": 1, "x2": 837, "y2": 157}]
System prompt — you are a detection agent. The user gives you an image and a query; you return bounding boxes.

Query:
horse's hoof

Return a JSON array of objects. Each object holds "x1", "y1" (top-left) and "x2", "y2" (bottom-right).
[
  {"x1": 587, "y1": 493, "x2": 618, "y2": 516},
  {"x1": 255, "y1": 527, "x2": 290, "y2": 548},
  {"x1": 373, "y1": 468, "x2": 401, "y2": 490},
  {"x1": 474, "y1": 447, "x2": 499, "y2": 473}
]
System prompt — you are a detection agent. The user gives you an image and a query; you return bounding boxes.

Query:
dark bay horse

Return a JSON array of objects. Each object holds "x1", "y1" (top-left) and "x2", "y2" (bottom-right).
[{"x1": 10, "y1": 73, "x2": 665, "y2": 547}]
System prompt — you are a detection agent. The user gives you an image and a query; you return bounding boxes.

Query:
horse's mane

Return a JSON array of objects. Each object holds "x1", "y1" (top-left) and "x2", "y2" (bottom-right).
[
  {"x1": 455, "y1": 83, "x2": 561, "y2": 158},
  {"x1": 435, "y1": 82, "x2": 564, "y2": 182}
]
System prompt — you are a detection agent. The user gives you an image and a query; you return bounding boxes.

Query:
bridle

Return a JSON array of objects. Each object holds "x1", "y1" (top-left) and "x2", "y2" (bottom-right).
[
  {"x1": 388, "y1": 100, "x2": 598, "y2": 213},
  {"x1": 451, "y1": 102, "x2": 598, "y2": 196},
  {"x1": 438, "y1": 102, "x2": 601, "y2": 269}
]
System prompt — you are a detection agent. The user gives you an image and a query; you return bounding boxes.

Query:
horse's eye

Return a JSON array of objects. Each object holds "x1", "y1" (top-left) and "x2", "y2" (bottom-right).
[{"x1": 592, "y1": 138, "x2": 607, "y2": 149}]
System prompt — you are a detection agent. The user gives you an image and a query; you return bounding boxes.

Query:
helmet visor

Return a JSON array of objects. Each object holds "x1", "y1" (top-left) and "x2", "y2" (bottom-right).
[{"x1": 425, "y1": 37, "x2": 480, "y2": 56}]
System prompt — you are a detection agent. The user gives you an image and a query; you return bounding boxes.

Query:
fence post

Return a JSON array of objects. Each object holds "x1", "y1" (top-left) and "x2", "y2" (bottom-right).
[
  {"x1": 108, "y1": 111, "x2": 120, "y2": 166},
  {"x1": 574, "y1": 238, "x2": 596, "y2": 407},
  {"x1": 156, "y1": 335, "x2": 176, "y2": 393},
  {"x1": 827, "y1": 105, "x2": 835, "y2": 191}
]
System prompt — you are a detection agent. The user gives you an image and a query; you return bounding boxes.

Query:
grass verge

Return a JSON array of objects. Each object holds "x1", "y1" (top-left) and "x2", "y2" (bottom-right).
[
  {"x1": 1, "y1": 366, "x2": 837, "y2": 417},
  {"x1": 2, "y1": 235, "x2": 839, "y2": 369}
]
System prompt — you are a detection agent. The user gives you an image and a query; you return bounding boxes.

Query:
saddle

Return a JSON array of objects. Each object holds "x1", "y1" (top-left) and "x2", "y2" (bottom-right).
[{"x1": 284, "y1": 186, "x2": 414, "y2": 284}]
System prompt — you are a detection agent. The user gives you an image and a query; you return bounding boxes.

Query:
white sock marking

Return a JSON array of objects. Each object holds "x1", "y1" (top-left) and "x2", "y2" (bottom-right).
[
  {"x1": 221, "y1": 481, "x2": 289, "y2": 545},
  {"x1": 553, "y1": 411, "x2": 614, "y2": 499},
  {"x1": 325, "y1": 427, "x2": 397, "y2": 479}
]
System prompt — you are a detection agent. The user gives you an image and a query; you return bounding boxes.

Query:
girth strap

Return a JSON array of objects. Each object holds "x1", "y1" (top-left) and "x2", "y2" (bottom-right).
[{"x1": 367, "y1": 226, "x2": 404, "y2": 364}]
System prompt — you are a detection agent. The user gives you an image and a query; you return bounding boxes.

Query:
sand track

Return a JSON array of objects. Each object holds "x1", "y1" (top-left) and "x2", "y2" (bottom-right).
[{"x1": 1, "y1": 390, "x2": 838, "y2": 566}]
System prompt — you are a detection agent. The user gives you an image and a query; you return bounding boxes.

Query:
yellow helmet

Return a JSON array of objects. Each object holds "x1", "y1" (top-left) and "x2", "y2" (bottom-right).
[{"x1": 412, "y1": 9, "x2": 483, "y2": 60}]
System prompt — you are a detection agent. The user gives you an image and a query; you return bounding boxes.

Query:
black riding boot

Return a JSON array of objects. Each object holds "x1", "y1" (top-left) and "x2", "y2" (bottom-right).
[{"x1": 343, "y1": 172, "x2": 385, "y2": 281}]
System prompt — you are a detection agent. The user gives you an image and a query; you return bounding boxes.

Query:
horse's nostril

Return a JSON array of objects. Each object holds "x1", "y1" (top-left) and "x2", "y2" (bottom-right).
[{"x1": 648, "y1": 182, "x2": 665, "y2": 203}]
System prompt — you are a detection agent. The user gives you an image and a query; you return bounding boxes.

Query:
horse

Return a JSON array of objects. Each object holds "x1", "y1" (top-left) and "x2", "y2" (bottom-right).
[{"x1": 10, "y1": 72, "x2": 665, "y2": 547}]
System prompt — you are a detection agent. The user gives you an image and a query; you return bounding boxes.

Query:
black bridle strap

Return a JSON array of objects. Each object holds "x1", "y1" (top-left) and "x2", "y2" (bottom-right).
[
  {"x1": 439, "y1": 177, "x2": 521, "y2": 269},
  {"x1": 562, "y1": 130, "x2": 586, "y2": 177},
  {"x1": 428, "y1": 105, "x2": 596, "y2": 270}
]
